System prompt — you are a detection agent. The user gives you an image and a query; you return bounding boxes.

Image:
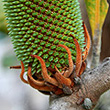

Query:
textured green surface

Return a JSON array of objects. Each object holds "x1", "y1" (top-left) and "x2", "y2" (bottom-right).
[{"x1": 3, "y1": 0, "x2": 85, "y2": 74}]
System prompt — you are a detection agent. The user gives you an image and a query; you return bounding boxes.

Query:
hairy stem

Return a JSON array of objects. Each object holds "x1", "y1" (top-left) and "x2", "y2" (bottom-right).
[{"x1": 91, "y1": 27, "x2": 102, "y2": 68}]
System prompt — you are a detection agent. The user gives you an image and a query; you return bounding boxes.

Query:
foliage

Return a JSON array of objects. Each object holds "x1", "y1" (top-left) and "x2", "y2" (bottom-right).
[
  {"x1": 84, "y1": 0, "x2": 109, "y2": 68},
  {"x1": 84, "y1": 0, "x2": 108, "y2": 36},
  {"x1": 0, "y1": 0, "x2": 7, "y2": 33}
]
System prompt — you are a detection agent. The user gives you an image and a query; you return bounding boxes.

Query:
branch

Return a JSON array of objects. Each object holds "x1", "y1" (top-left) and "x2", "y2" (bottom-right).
[{"x1": 49, "y1": 57, "x2": 110, "y2": 110}]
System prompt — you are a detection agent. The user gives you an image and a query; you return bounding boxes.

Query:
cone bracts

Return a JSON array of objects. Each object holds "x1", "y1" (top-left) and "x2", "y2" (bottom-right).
[{"x1": 3, "y1": 0, "x2": 91, "y2": 95}]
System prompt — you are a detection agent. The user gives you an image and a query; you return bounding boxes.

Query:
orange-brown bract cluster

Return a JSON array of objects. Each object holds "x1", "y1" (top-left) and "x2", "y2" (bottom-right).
[{"x1": 12, "y1": 23, "x2": 90, "y2": 95}]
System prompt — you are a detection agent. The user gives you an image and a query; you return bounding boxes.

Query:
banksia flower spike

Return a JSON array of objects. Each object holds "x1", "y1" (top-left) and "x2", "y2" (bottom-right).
[{"x1": 3, "y1": 0, "x2": 91, "y2": 95}]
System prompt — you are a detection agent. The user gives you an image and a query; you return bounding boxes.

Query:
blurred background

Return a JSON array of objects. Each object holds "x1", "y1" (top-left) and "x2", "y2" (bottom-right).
[{"x1": 0, "y1": 0, "x2": 110, "y2": 110}]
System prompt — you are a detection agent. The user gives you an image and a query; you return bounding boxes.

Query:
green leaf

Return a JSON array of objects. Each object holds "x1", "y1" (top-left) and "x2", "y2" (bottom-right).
[
  {"x1": 84, "y1": 0, "x2": 108, "y2": 36},
  {"x1": 0, "y1": 0, "x2": 7, "y2": 33}
]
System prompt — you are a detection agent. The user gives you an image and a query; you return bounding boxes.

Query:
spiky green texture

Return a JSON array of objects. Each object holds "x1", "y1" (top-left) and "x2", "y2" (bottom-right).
[{"x1": 3, "y1": 0, "x2": 85, "y2": 74}]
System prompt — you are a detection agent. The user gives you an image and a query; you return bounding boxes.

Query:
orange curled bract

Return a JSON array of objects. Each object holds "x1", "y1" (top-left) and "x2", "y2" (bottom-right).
[
  {"x1": 58, "y1": 44, "x2": 74, "y2": 78},
  {"x1": 82, "y1": 22, "x2": 91, "y2": 62},
  {"x1": 20, "y1": 61, "x2": 28, "y2": 84},
  {"x1": 31, "y1": 55, "x2": 59, "y2": 87}
]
